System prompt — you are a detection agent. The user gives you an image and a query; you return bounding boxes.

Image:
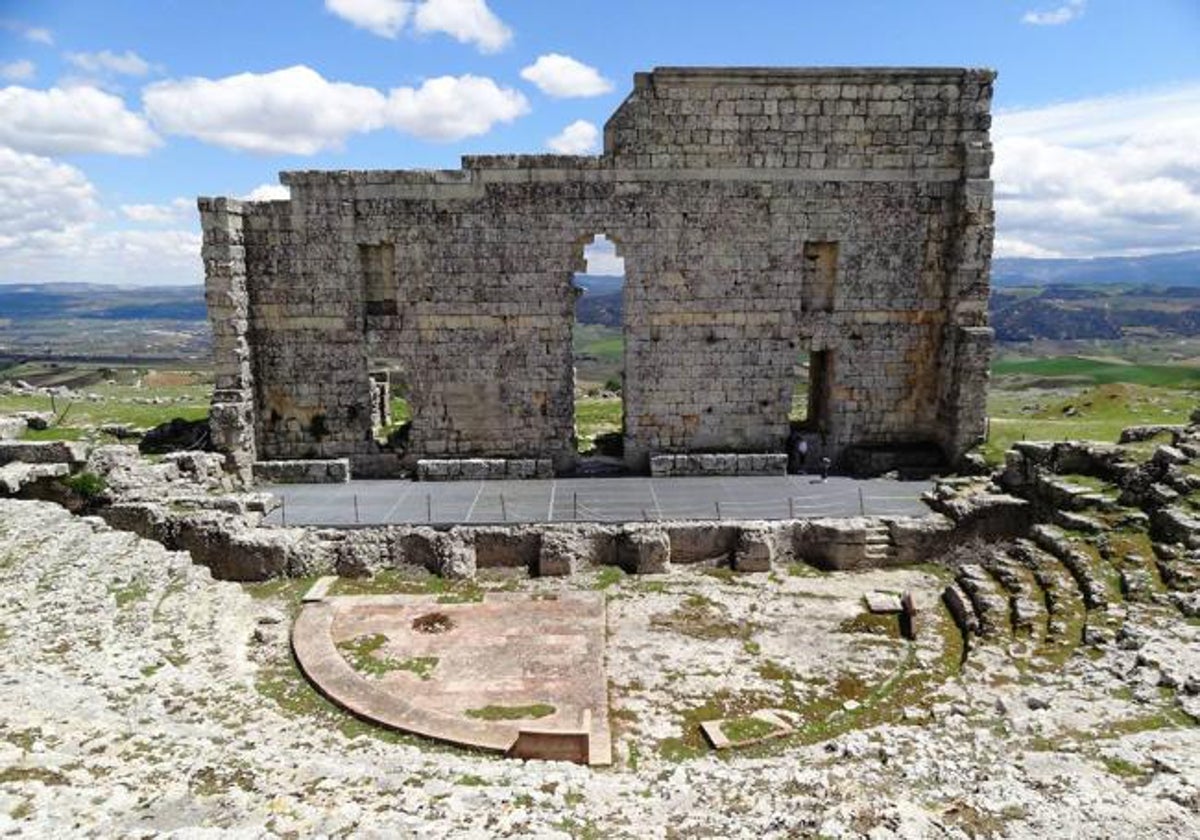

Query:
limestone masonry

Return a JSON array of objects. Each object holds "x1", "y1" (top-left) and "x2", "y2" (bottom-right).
[{"x1": 200, "y1": 67, "x2": 996, "y2": 477}]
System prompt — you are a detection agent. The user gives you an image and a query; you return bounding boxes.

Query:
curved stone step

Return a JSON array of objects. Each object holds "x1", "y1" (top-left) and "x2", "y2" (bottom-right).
[
  {"x1": 955, "y1": 564, "x2": 1011, "y2": 639},
  {"x1": 1031, "y1": 525, "x2": 1112, "y2": 611},
  {"x1": 1009, "y1": 539, "x2": 1086, "y2": 646},
  {"x1": 942, "y1": 583, "x2": 979, "y2": 644},
  {"x1": 987, "y1": 551, "x2": 1047, "y2": 638}
]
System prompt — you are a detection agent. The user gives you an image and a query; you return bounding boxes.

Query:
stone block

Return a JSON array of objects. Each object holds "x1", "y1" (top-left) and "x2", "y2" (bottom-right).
[
  {"x1": 733, "y1": 527, "x2": 773, "y2": 572},
  {"x1": 537, "y1": 530, "x2": 584, "y2": 577},
  {"x1": 0, "y1": 440, "x2": 89, "y2": 468},
  {"x1": 253, "y1": 459, "x2": 350, "y2": 484},
  {"x1": 616, "y1": 525, "x2": 670, "y2": 574}
]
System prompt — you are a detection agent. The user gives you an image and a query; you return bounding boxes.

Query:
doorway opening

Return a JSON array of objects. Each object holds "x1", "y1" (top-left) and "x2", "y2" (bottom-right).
[
  {"x1": 369, "y1": 360, "x2": 412, "y2": 454},
  {"x1": 572, "y1": 234, "x2": 625, "y2": 465},
  {"x1": 789, "y1": 350, "x2": 833, "y2": 432}
]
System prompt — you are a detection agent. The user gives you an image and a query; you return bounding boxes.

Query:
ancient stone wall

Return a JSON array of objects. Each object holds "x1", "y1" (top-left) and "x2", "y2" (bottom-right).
[{"x1": 201, "y1": 67, "x2": 995, "y2": 476}]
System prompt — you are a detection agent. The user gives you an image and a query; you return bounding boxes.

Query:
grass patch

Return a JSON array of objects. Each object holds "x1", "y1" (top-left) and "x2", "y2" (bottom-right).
[
  {"x1": 838, "y1": 611, "x2": 902, "y2": 637},
  {"x1": 979, "y1": 383, "x2": 1200, "y2": 465},
  {"x1": 1101, "y1": 756, "x2": 1148, "y2": 779},
  {"x1": 575, "y1": 395, "x2": 622, "y2": 453},
  {"x1": 649, "y1": 593, "x2": 756, "y2": 642},
  {"x1": 109, "y1": 578, "x2": 150, "y2": 609},
  {"x1": 336, "y1": 633, "x2": 405, "y2": 678},
  {"x1": 464, "y1": 703, "x2": 555, "y2": 721},
  {"x1": 992, "y1": 356, "x2": 1200, "y2": 388},
  {"x1": 591, "y1": 566, "x2": 625, "y2": 590},
  {"x1": 395, "y1": 656, "x2": 439, "y2": 681},
  {"x1": 720, "y1": 715, "x2": 782, "y2": 743},
  {"x1": 0, "y1": 766, "x2": 68, "y2": 786}
]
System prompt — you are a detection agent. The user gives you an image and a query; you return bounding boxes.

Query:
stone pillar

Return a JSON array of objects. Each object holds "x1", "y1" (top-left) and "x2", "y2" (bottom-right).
[
  {"x1": 198, "y1": 197, "x2": 256, "y2": 481},
  {"x1": 938, "y1": 69, "x2": 997, "y2": 463}
]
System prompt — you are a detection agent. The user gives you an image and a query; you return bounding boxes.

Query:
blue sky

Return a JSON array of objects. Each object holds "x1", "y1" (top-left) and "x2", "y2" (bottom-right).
[{"x1": 0, "y1": 0, "x2": 1198, "y2": 284}]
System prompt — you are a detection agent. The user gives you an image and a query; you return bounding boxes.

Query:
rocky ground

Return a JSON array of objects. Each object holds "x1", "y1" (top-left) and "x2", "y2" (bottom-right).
[{"x1": 1, "y1": 495, "x2": 1198, "y2": 838}]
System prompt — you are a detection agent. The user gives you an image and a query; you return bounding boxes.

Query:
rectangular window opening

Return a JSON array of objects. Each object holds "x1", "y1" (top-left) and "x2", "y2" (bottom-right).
[
  {"x1": 361, "y1": 243, "x2": 397, "y2": 317},
  {"x1": 801, "y1": 241, "x2": 838, "y2": 313}
]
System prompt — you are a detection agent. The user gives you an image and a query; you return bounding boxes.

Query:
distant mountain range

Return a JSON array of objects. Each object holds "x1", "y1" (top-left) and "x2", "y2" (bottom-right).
[
  {"x1": 5, "y1": 249, "x2": 1200, "y2": 349},
  {"x1": 0, "y1": 283, "x2": 206, "y2": 321},
  {"x1": 993, "y1": 249, "x2": 1200, "y2": 287}
]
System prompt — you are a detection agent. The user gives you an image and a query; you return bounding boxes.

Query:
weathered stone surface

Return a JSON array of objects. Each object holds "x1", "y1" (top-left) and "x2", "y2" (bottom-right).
[
  {"x1": 733, "y1": 526, "x2": 773, "y2": 572},
  {"x1": 650, "y1": 454, "x2": 787, "y2": 477},
  {"x1": 536, "y1": 530, "x2": 585, "y2": 577},
  {"x1": 417, "y1": 459, "x2": 553, "y2": 481},
  {"x1": 864, "y1": 591, "x2": 903, "y2": 613},
  {"x1": 254, "y1": 458, "x2": 351, "y2": 484},
  {"x1": 0, "y1": 416, "x2": 26, "y2": 440},
  {"x1": 471, "y1": 527, "x2": 540, "y2": 569},
  {"x1": 433, "y1": 533, "x2": 476, "y2": 580},
  {"x1": 666, "y1": 524, "x2": 738, "y2": 565},
  {"x1": 0, "y1": 439, "x2": 88, "y2": 467},
  {"x1": 201, "y1": 67, "x2": 995, "y2": 476},
  {"x1": 0, "y1": 462, "x2": 68, "y2": 495},
  {"x1": 616, "y1": 525, "x2": 670, "y2": 574}
]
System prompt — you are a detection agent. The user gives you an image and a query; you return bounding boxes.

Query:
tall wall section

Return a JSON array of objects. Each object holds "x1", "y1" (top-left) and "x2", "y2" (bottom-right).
[{"x1": 201, "y1": 67, "x2": 995, "y2": 476}]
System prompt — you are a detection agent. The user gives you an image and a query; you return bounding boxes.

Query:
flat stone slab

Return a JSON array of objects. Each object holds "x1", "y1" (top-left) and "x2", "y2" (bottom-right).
[
  {"x1": 864, "y1": 591, "x2": 904, "y2": 614},
  {"x1": 301, "y1": 575, "x2": 338, "y2": 603},
  {"x1": 292, "y1": 591, "x2": 612, "y2": 765},
  {"x1": 700, "y1": 709, "x2": 796, "y2": 750}
]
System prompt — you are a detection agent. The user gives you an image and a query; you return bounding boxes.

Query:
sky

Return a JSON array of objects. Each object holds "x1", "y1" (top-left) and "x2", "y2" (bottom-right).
[{"x1": 0, "y1": 0, "x2": 1198, "y2": 286}]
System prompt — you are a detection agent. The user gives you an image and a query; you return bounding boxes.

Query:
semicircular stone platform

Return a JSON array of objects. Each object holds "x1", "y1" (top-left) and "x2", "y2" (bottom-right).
[{"x1": 292, "y1": 590, "x2": 612, "y2": 765}]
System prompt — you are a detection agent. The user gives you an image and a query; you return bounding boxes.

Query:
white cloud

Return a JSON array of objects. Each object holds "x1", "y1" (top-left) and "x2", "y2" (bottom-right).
[
  {"x1": 0, "y1": 60, "x2": 34, "y2": 81},
  {"x1": 326, "y1": 0, "x2": 510, "y2": 51},
  {"x1": 143, "y1": 65, "x2": 387, "y2": 154},
  {"x1": 243, "y1": 183, "x2": 291, "y2": 201},
  {"x1": 547, "y1": 119, "x2": 599, "y2": 154},
  {"x1": 121, "y1": 198, "x2": 193, "y2": 225},
  {"x1": 0, "y1": 146, "x2": 200, "y2": 285},
  {"x1": 0, "y1": 146, "x2": 100, "y2": 242},
  {"x1": 386, "y1": 74, "x2": 528, "y2": 141},
  {"x1": 143, "y1": 66, "x2": 526, "y2": 152},
  {"x1": 413, "y1": 0, "x2": 512, "y2": 53},
  {"x1": 521, "y1": 54, "x2": 613, "y2": 99},
  {"x1": 1, "y1": 21, "x2": 53, "y2": 45},
  {"x1": 0, "y1": 85, "x2": 161, "y2": 155},
  {"x1": 325, "y1": 0, "x2": 411, "y2": 38},
  {"x1": 24, "y1": 27, "x2": 52, "y2": 45},
  {"x1": 0, "y1": 226, "x2": 203, "y2": 285},
  {"x1": 1022, "y1": 0, "x2": 1085, "y2": 26},
  {"x1": 993, "y1": 82, "x2": 1200, "y2": 258},
  {"x1": 65, "y1": 49, "x2": 153, "y2": 77},
  {"x1": 582, "y1": 236, "x2": 624, "y2": 275}
]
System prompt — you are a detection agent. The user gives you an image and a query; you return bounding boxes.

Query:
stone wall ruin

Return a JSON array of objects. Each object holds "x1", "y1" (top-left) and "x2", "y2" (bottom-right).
[{"x1": 200, "y1": 66, "x2": 996, "y2": 477}]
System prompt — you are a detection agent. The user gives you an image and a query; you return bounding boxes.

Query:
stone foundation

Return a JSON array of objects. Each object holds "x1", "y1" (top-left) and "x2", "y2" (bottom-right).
[
  {"x1": 649, "y1": 453, "x2": 787, "y2": 477},
  {"x1": 417, "y1": 459, "x2": 554, "y2": 481},
  {"x1": 253, "y1": 459, "x2": 351, "y2": 484}
]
